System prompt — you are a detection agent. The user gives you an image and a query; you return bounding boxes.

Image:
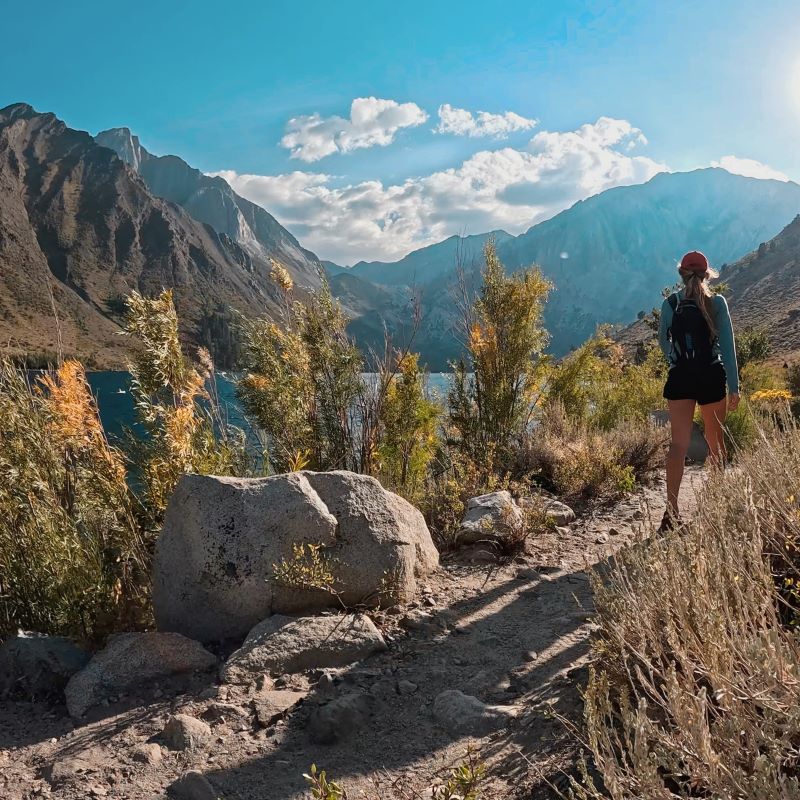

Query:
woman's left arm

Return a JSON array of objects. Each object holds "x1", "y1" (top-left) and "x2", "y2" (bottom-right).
[{"x1": 714, "y1": 294, "x2": 740, "y2": 396}]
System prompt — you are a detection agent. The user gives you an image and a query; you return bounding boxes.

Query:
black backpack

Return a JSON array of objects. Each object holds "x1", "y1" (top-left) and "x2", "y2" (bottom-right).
[{"x1": 667, "y1": 293, "x2": 715, "y2": 364}]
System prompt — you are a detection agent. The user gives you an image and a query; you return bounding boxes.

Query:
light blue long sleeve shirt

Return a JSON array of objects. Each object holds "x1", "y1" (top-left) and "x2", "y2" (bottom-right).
[{"x1": 658, "y1": 291, "x2": 739, "y2": 394}]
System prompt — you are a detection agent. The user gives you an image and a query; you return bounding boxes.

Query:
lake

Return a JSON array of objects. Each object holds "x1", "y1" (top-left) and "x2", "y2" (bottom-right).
[{"x1": 86, "y1": 372, "x2": 455, "y2": 447}]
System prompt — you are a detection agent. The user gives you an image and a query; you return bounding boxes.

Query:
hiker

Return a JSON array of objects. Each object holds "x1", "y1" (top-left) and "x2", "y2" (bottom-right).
[{"x1": 658, "y1": 250, "x2": 739, "y2": 531}]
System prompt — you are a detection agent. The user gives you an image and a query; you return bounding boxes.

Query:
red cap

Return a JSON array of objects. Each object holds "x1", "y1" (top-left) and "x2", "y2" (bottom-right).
[{"x1": 680, "y1": 251, "x2": 710, "y2": 273}]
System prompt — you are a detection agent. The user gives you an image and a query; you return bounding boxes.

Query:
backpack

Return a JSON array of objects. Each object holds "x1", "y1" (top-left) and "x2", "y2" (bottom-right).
[{"x1": 667, "y1": 293, "x2": 715, "y2": 364}]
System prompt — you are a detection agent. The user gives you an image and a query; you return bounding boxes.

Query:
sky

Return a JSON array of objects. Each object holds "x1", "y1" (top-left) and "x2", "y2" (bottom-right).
[{"x1": 3, "y1": 0, "x2": 800, "y2": 264}]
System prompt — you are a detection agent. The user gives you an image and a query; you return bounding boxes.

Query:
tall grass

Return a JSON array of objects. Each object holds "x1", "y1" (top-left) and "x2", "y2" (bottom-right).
[
  {"x1": 575, "y1": 421, "x2": 800, "y2": 798},
  {"x1": 0, "y1": 360, "x2": 148, "y2": 641}
]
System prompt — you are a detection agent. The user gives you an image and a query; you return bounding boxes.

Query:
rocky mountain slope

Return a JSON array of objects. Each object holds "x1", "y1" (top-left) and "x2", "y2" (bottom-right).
[
  {"x1": 723, "y1": 214, "x2": 800, "y2": 357},
  {"x1": 616, "y1": 213, "x2": 800, "y2": 361},
  {"x1": 329, "y1": 169, "x2": 800, "y2": 368},
  {"x1": 0, "y1": 104, "x2": 323, "y2": 368},
  {"x1": 94, "y1": 127, "x2": 322, "y2": 288}
]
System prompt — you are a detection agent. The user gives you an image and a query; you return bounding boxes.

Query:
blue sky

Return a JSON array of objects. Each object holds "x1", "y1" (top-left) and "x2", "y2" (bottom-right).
[{"x1": 3, "y1": 0, "x2": 800, "y2": 263}]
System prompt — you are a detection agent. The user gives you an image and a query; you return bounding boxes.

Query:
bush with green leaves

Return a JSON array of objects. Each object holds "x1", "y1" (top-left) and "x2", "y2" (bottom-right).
[
  {"x1": 447, "y1": 239, "x2": 551, "y2": 463},
  {"x1": 237, "y1": 270, "x2": 441, "y2": 499}
]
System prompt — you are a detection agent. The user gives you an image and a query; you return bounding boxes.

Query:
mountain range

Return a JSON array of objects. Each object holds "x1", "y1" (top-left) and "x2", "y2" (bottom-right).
[
  {"x1": 0, "y1": 103, "x2": 322, "y2": 367},
  {"x1": 326, "y1": 169, "x2": 800, "y2": 367},
  {"x1": 1, "y1": 102, "x2": 799, "y2": 371}
]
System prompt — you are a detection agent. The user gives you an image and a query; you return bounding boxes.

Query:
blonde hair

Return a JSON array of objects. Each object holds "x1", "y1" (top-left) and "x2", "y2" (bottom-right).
[{"x1": 679, "y1": 267, "x2": 718, "y2": 337}]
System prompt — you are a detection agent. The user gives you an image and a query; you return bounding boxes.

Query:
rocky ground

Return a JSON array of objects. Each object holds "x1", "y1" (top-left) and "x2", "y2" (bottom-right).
[{"x1": 0, "y1": 470, "x2": 704, "y2": 800}]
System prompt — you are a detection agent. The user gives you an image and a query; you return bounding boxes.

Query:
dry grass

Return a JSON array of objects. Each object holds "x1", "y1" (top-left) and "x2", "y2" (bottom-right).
[
  {"x1": 514, "y1": 405, "x2": 667, "y2": 500},
  {"x1": 574, "y1": 421, "x2": 800, "y2": 798},
  {"x1": 0, "y1": 360, "x2": 149, "y2": 642}
]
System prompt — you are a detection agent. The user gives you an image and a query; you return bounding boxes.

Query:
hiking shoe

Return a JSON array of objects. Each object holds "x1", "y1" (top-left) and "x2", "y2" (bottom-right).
[{"x1": 658, "y1": 511, "x2": 683, "y2": 533}]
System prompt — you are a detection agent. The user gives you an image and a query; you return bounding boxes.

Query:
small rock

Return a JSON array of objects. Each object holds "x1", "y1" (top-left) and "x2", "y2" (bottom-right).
[
  {"x1": 170, "y1": 770, "x2": 217, "y2": 800},
  {"x1": 88, "y1": 787, "x2": 107, "y2": 798},
  {"x1": 251, "y1": 690, "x2": 306, "y2": 727},
  {"x1": 201, "y1": 702, "x2": 248, "y2": 724},
  {"x1": 555, "y1": 526, "x2": 570, "y2": 536},
  {"x1": 401, "y1": 609, "x2": 447, "y2": 633},
  {"x1": 222, "y1": 614, "x2": 386, "y2": 683},
  {"x1": 317, "y1": 672, "x2": 336, "y2": 691},
  {"x1": 308, "y1": 692, "x2": 373, "y2": 744},
  {"x1": 161, "y1": 714, "x2": 212, "y2": 751},
  {"x1": 0, "y1": 632, "x2": 89, "y2": 700},
  {"x1": 197, "y1": 686, "x2": 219, "y2": 701},
  {"x1": 595, "y1": 533, "x2": 610, "y2": 544},
  {"x1": 398, "y1": 680, "x2": 418, "y2": 695},
  {"x1": 433, "y1": 690, "x2": 518, "y2": 736},
  {"x1": 608, "y1": 527, "x2": 621, "y2": 536},
  {"x1": 515, "y1": 567, "x2": 538, "y2": 581},
  {"x1": 65, "y1": 632, "x2": 216, "y2": 718},
  {"x1": 543, "y1": 499, "x2": 576, "y2": 526},
  {"x1": 131, "y1": 743, "x2": 162, "y2": 765},
  {"x1": 523, "y1": 650, "x2": 538, "y2": 662},
  {"x1": 458, "y1": 491, "x2": 522, "y2": 543}
]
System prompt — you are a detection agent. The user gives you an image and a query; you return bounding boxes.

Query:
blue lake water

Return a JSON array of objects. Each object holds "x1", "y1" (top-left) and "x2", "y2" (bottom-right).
[{"x1": 86, "y1": 372, "x2": 454, "y2": 446}]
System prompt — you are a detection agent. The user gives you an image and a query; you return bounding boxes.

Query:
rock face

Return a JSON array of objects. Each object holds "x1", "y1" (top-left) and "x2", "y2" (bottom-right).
[
  {"x1": 458, "y1": 491, "x2": 523, "y2": 543},
  {"x1": 0, "y1": 103, "x2": 323, "y2": 369},
  {"x1": 153, "y1": 470, "x2": 438, "y2": 642},
  {"x1": 65, "y1": 632, "x2": 217, "y2": 718},
  {"x1": 0, "y1": 631, "x2": 89, "y2": 699},
  {"x1": 222, "y1": 614, "x2": 386, "y2": 683},
  {"x1": 433, "y1": 689, "x2": 518, "y2": 737}
]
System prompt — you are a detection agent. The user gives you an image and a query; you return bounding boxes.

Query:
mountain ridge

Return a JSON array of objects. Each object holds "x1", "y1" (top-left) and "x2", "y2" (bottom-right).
[
  {"x1": 0, "y1": 103, "x2": 321, "y2": 367},
  {"x1": 326, "y1": 168, "x2": 800, "y2": 367}
]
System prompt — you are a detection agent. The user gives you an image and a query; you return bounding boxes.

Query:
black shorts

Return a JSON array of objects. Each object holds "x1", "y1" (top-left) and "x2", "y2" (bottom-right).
[{"x1": 663, "y1": 362, "x2": 727, "y2": 406}]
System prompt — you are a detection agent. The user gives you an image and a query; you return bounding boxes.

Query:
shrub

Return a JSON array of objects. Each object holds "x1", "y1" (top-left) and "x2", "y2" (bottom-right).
[
  {"x1": 575, "y1": 422, "x2": 800, "y2": 799},
  {"x1": 545, "y1": 333, "x2": 665, "y2": 430},
  {"x1": 448, "y1": 239, "x2": 551, "y2": 462},
  {"x1": 123, "y1": 290, "x2": 249, "y2": 519},
  {"x1": 0, "y1": 360, "x2": 148, "y2": 641},
  {"x1": 375, "y1": 353, "x2": 440, "y2": 500},
  {"x1": 736, "y1": 325, "x2": 771, "y2": 369},
  {"x1": 238, "y1": 275, "x2": 440, "y2": 500},
  {"x1": 515, "y1": 405, "x2": 665, "y2": 499}
]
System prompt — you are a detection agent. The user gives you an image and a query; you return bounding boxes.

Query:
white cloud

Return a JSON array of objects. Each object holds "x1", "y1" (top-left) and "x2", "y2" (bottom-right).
[
  {"x1": 711, "y1": 155, "x2": 790, "y2": 182},
  {"x1": 213, "y1": 117, "x2": 666, "y2": 264},
  {"x1": 280, "y1": 97, "x2": 428, "y2": 162},
  {"x1": 435, "y1": 104, "x2": 538, "y2": 138}
]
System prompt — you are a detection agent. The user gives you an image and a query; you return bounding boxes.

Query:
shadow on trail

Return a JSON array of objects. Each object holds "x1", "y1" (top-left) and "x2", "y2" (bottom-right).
[{"x1": 198, "y1": 563, "x2": 596, "y2": 799}]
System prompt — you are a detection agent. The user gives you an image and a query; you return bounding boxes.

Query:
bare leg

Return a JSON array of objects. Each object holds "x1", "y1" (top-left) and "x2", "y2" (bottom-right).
[
  {"x1": 700, "y1": 397, "x2": 728, "y2": 469},
  {"x1": 666, "y1": 399, "x2": 696, "y2": 516}
]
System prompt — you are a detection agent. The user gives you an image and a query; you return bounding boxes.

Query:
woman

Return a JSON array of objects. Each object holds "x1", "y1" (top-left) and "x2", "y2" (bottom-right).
[{"x1": 658, "y1": 250, "x2": 739, "y2": 530}]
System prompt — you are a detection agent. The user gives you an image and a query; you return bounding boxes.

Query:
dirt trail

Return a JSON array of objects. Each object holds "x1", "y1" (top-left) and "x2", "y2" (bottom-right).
[{"x1": 0, "y1": 470, "x2": 705, "y2": 800}]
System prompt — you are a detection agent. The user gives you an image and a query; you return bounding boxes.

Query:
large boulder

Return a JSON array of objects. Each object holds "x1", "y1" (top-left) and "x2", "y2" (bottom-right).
[
  {"x1": 65, "y1": 632, "x2": 217, "y2": 718},
  {"x1": 0, "y1": 631, "x2": 89, "y2": 699},
  {"x1": 154, "y1": 471, "x2": 438, "y2": 642},
  {"x1": 221, "y1": 614, "x2": 386, "y2": 683}
]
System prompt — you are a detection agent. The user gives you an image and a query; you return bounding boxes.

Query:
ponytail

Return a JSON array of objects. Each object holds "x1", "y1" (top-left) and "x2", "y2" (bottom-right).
[{"x1": 679, "y1": 268, "x2": 717, "y2": 337}]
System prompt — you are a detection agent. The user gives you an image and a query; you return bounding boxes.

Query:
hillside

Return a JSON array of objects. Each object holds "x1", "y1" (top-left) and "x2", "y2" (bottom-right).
[
  {"x1": 724, "y1": 214, "x2": 800, "y2": 357},
  {"x1": 0, "y1": 104, "x2": 322, "y2": 368},
  {"x1": 615, "y1": 214, "x2": 800, "y2": 361},
  {"x1": 329, "y1": 169, "x2": 800, "y2": 367},
  {"x1": 94, "y1": 127, "x2": 322, "y2": 288}
]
